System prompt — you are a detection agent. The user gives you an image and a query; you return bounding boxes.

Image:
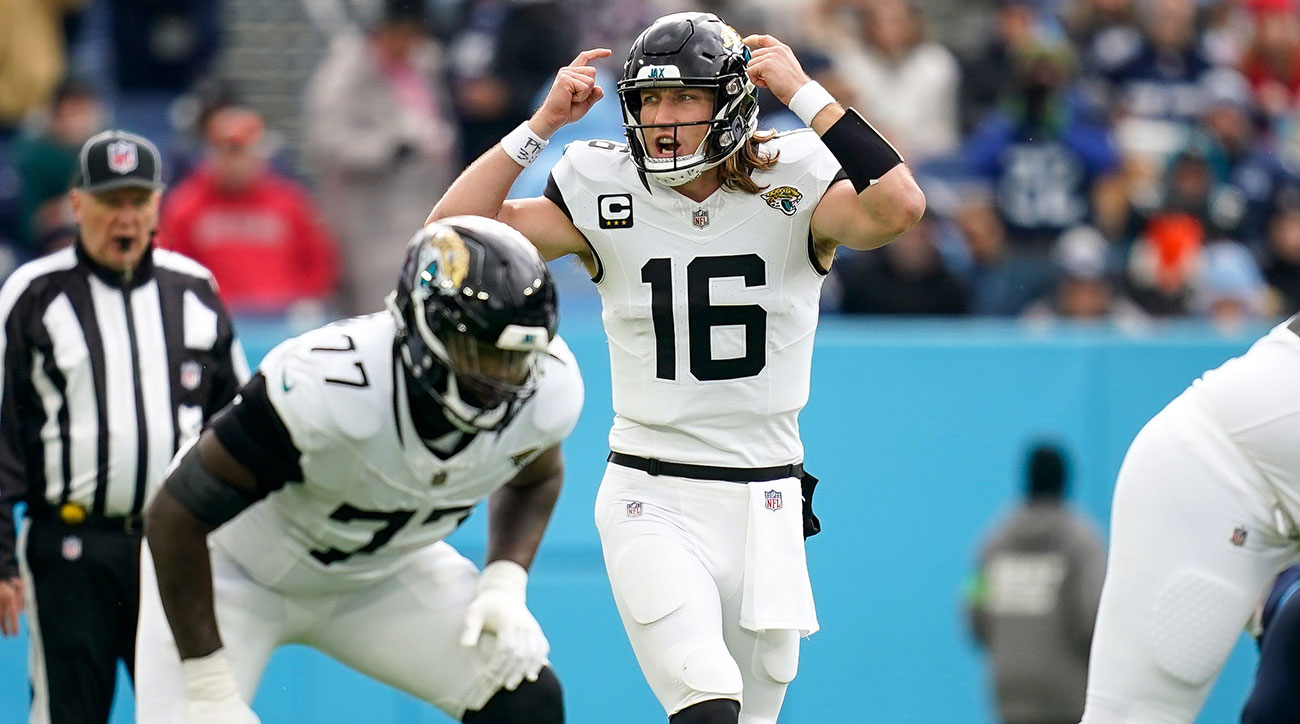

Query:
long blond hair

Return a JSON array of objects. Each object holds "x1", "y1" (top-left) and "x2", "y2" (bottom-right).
[{"x1": 718, "y1": 130, "x2": 780, "y2": 194}]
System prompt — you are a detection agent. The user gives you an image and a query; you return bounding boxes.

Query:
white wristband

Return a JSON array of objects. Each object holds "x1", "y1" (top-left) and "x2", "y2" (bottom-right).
[
  {"x1": 501, "y1": 122, "x2": 548, "y2": 168},
  {"x1": 788, "y1": 81, "x2": 836, "y2": 127},
  {"x1": 479, "y1": 559, "x2": 529, "y2": 599},
  {"x1": 182, "y1": 649, "x2": 242, "y2": 702}
]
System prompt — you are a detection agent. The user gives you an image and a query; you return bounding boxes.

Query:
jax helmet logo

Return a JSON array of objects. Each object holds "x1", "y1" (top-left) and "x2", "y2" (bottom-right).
[
  {"x1": 416, "y1": 227, "x2": 470, "y2": 296},
  {"x1": 761, "y1": 186, "x2": 803, "y2": 216}
]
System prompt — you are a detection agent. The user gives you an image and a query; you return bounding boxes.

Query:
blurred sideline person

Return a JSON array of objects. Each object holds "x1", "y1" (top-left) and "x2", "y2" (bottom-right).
[
  {"x1": 1079, "y1": 315, "x2": 1300, "y2": 724},
  {"x1": 429, "y1": 11, "x2": 925, "y2": 724},
  {"x1": 0, "y1": 129, "x2": 247, "y2": 723},
  {"x1": 135, "y1": 217, "x2": 582, "y2": 724},
  {"x1": 303, "y1": 0, "x2": 459, "y2": 315},
  {"x1": 967, "y1": 442, "x2": 1106, "y2": 724},
  {"x1": 1241, "y1": 564, "x2": 1300, "y2": 723}
]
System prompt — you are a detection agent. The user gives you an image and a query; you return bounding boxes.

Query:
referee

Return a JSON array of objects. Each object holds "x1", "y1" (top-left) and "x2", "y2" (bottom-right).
[{"x1": 0, "y1": 129, "x2": 248, "y2": 723}]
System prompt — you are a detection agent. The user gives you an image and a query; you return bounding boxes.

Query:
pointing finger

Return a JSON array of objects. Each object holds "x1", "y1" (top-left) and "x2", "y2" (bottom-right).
[
  {"x1": 742, "y1": 34, "x2": 778, "y2": 49},
  {"x1": 569, "y1": 48, "x2": 612, "y2": 67}
]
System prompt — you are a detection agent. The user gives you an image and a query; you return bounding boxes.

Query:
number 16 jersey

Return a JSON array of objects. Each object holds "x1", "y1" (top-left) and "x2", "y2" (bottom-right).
[{"x1": 545, "y1": 130, "x2": 843, "y2": 468}]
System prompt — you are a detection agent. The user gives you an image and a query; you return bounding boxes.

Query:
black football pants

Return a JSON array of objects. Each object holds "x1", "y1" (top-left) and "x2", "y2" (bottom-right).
[{"x1": 22, "y1": 517, "x2": 142, "y2": 723}]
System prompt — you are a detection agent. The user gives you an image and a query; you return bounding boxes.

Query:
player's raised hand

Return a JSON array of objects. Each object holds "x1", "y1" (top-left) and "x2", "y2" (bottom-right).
[
  {"x1": 529, "y1": 48, "x2": 613, "y2": 139},
  {"x1": 743, "y1": 35, "x2": 812, "y2": 106}
]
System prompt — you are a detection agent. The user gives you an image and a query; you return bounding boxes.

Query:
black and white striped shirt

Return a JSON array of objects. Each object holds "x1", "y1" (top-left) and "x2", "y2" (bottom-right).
[{"x1": 0, "y1": 242, "x2": 248, "y2": 578}]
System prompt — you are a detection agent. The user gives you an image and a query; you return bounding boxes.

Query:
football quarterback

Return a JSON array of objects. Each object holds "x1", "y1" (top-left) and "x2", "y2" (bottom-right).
[{"x1": 428, "y1": 11, "x2": 925, "y2": 724}]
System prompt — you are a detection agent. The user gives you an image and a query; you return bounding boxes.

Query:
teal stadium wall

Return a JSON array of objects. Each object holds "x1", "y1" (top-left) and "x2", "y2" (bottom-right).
[{"x1": 0, "y1": 311, "x2": 1274, "y2": 723}]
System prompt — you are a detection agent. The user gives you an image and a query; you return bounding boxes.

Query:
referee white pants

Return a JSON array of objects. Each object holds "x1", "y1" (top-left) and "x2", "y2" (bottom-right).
[
  {"x1": 135, "y1": 540, "x2": 507, "y2": 721},
  {"x1": 595, "y1": 463, "x2": 804, "y2": 724},
  {"x1": 1081, "y1": 393, "x2": 1300, "y2": 724}
]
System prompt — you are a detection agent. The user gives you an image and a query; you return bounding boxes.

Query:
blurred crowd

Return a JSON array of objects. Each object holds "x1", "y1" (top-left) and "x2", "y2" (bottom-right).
[{"x1": 4, "y1": 0, "x2": 1300, "y2": 326}]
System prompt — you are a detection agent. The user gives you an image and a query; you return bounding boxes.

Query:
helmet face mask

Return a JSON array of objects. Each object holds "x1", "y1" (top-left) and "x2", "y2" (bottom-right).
[
  {"x1": 618, "y1": 12, "x2": 759, "y2": 187},
  {"x1": 387, "y1": 217, "x2": 556, "y2": 433}
]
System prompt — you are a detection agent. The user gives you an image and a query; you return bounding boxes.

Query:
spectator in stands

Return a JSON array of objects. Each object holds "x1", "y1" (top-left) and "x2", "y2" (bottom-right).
[
  {"x1": 1095, "y1": 0, "x2": 1215, "y2": 125},
  {"x1": 832, "y1": 214, "x2": 970, "y2": 315},
  {"x1": 1241, "y1": 0, "x2": 1300, "y2": 120},
  {"x1": 966, "y1": 441, "x2": 1106, "y2": 724},
  {"x1": 107, "y1": 0, "x2": 221, "y2": 150},
  {"x1": 303, "y1": 0, "x2": 458, "y2": 315},
  {"x1": 160, "y1": 108, "x2": 338, "y2": 317},
  {"x1": 1195, "y1": 67, "x2": 1281, "y2": 246},
  {"x1": 965, "y1": 41, "x2": 1126, "y2": 248},
  {"x1": 10, "y1": 78, "x2": 104, "y2": 255},
  {"x1": 957, "y1": 194, "x2": 1054, "y2": 316},
  {"x1": 1124, "y1": 145, "x2": 1246, "y2": 315},
  {"x1": 446, "y1": 0, "x2": 578, "y2": 164},
  {"x1": 1065, "y1": 0, "x2": 1142, "y2": 77},
  {"x1": 1262, "y1": 202, "x2": 1300, "y2": 310},
  {"x1": 826, "y1": 0, "x2": 961, "y2": 162},
  {"x1": 1191, "y1": 240, "x2": 1271, "y2": 328},
  {"x1": 1023, "y1": 224, "x2": 1147, "y2": 322},
  {"x1": 960, "y1": 0, "x2": 1043, "y2": 133},
  {"x1": 0, "y1": 0, "x2": 86, "y2": 136}
]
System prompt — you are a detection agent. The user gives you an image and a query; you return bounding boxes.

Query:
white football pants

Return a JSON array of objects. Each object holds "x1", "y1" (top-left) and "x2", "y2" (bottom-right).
[
  {"x1": 595, "y1": 462, "x2": 804, "y2": 724},
  {"x1": 136, "y1": 540, "x2": 509, "y2": 721},
  {"x1": 1081, "y1": 392, "x2": 1300, "y2": 724}
]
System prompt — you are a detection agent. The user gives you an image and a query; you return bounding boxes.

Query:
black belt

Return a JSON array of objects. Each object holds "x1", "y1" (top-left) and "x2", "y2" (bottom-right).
[
  {"x1": 608, "y1": 451, "x2": 803, "y2": 483},
  {"x1": 29, "y1": 504, "x2": 144, "y2": 535}
]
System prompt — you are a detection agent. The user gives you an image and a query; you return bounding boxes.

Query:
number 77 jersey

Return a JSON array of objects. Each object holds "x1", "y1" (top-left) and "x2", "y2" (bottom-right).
[{"x1": 544, "y1": 130, "x2": 844, "y2": 468}]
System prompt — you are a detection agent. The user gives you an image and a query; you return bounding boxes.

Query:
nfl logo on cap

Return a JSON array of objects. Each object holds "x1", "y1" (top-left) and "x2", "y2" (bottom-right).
[{"x1": 107, "y1": 140, "x2": 138, "y2": 175}]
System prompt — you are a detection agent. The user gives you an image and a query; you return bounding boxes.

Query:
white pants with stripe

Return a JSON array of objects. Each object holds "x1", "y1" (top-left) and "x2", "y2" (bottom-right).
[{"x1": 135, "y1": 540, "x2": 505, "y2": 721}]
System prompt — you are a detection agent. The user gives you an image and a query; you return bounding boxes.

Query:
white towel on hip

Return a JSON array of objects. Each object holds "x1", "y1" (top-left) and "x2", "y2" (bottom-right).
[{"x1": 739, "y1": 478, "x2": 819, "y2": 635}]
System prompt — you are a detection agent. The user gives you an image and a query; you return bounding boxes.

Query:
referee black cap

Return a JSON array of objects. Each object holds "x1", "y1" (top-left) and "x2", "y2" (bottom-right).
[{"x1": 74, "y1": 130, "x2": 164, "y2": 194}]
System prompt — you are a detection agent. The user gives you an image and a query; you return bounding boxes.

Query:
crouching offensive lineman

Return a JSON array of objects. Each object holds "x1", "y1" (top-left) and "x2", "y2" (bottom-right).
[{"x1": 134, "y1": 217, "x2": 583, "y2": 724}]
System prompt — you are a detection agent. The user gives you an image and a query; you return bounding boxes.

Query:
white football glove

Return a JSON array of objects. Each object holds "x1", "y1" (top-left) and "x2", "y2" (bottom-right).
[
  {"x1": 459, "y1": 560, "x2": 550, "y2": 710},
  {"x1": 182, "y1": 649, "x2": 261, "y2": 724}
]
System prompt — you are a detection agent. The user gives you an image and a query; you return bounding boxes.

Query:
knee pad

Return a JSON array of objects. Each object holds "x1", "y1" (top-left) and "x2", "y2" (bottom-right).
[
  {"x1": 751, "y1": 629, "x2": 799, "y2": 685},
  {"x1": 664, "y1": 638, "x2": 744, "y2": 699},
  {"x1": 1148, "y1": 571, "x2": 1250, "y2": 686},
  {"x1": 669, "y1": 698, "x2": 740, "y2": 724},
  {"x1": 462, "y1": 666, "x2": 562, "y2": 724}
]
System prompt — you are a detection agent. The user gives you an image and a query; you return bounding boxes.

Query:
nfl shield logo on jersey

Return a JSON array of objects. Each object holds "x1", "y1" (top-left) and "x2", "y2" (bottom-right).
[
  {"x1": 180, "y1": 360, "x2": 203, "y2": 390},
  {"x1": 765, "y1": 490, "x2": 782, "y2": 511},
  {"x1": 107, "y1": 140, "x2": 138, "y2": 174},
  {"x1": 626, "y1": 501, "x2": 643, "y2": 518},
  {"x1": 692, "y1": 208, "x2": 710, "y2": 229}
]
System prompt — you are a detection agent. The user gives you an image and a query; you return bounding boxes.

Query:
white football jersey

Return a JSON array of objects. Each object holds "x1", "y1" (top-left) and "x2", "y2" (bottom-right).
[
  {"x1": 547, "y1": 130, "x2": 842, "y2": 467},
  {"x1": 211, "y1": 313, "x2": 584, "y2": 592}
]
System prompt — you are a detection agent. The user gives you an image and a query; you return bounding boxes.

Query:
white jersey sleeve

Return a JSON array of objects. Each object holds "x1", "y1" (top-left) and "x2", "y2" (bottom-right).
[{"x1": 547, "y1": 131, "x2": 843, "y2": 467}]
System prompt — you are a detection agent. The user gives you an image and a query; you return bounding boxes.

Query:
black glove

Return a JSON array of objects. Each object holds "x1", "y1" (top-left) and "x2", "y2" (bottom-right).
[{"x1": 801, "y1": 472, "x2": 821, "y2": 539}]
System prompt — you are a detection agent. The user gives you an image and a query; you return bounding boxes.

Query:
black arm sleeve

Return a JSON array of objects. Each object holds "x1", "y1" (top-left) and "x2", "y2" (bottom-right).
[{"x1": 207, "y1": 373, "x2": 304, "y2": 494}]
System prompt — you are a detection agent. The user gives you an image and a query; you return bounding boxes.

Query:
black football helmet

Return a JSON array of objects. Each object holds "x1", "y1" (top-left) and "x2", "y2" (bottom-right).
[
  {"x1": 617, "y1": 12, "x2": 760, "y2": 186},
  {"x1": 386, "y1": 216, "x2": 557, "y2": 433}
]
